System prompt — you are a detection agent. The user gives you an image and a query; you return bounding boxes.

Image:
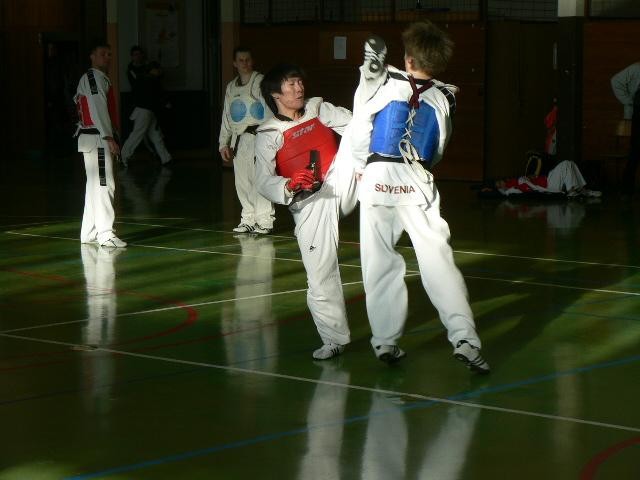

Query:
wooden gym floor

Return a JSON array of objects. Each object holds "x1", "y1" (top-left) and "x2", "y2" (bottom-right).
[{"x1": 1, "y1": 154, "x2": 639, "y2": 479}]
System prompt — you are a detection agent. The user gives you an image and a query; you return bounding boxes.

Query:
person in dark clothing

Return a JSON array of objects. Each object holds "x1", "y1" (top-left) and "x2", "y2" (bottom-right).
[
  {"x1": 120, "y1": 46, "x2": 172, "y2": 167},
  {"x1": 611, "y1": 61, "x2": 640, "y2": 196}
]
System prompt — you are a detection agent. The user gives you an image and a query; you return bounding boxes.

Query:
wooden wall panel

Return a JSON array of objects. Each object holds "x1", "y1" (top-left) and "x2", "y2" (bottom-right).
[
  {"x1": 485, "y1": 22, "x2": 558, "y2": 179},
  {"x1": 4, "y1": 30, "x2": 45, "y2": 154},
  {"x1": 583, "y1": 21, "x2": 640, "y2": 163},
  {"x1": 0, "y1": 0, "x2": 81, "y2": 30},
  {"x1": 0, "y1": 0, "x2": 85, "y2": 156},
  {"x1": 237, "y1": 22, "x2": 486, "y2": 181}
]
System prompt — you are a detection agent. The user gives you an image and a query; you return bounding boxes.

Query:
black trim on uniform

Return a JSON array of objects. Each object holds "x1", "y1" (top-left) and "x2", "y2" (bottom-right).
[
  {"x1": 87, "y1": 70, "x2": 99, "y2": 95},
  {"x1": 388, "y1": 70, "x2": 456, "y2": 114},
  {"x1": 367, "y1": 153, "x2": 430, "y2": 170},
  {"x1": 80, "y1": 128, "x2": 100, "y2": 135},
  {"x1": 388, "y1": 71, "x2": 432, "y2": 86},
  {"x1": 367, "y1": 153, "x2": 404, "y2": 164},
  {"x1": 274, "y1": 108, "x2": 306, "y2": 122},
  {"x1": 436, "y1": 86, "x2": 457, "y2": 114},
  {"x1": 98, "y1": 148, "x2": 107, "y2": 186}
]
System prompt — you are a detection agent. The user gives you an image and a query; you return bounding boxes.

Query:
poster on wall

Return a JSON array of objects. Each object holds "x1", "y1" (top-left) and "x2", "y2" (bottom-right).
[{"x1": 145, "y1": 1, "x2": 180, "y2": 68}]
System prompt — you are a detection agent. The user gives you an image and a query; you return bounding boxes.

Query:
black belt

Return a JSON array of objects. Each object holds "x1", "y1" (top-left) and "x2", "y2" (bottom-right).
[
  {"x1": 233, "y1": 125, "x2": 260, "y2": 151},
  {"x1": 367, "y1": 153, "x2": 430, "y2": 170},
  {"x1": 367, "y1": 153, "x2": 405, "y2": 164},
  {"x1": 79, "y1": 128, "x2": 100, "y2": 135}
]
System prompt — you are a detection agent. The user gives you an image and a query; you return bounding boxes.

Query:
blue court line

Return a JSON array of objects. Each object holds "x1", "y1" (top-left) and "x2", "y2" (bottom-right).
[
  {"x1": 64, "y1": 352, "x2": 640, "y2": 479},
  {"x1": 0, "y1": 367, "x2": 203, "y2": 407},
  {"x1": 2, "y1": 308, "x2": 636, "y2": 408},
  {"x1": 462, "y1": 266, "x2": 640, "y2": 291}
]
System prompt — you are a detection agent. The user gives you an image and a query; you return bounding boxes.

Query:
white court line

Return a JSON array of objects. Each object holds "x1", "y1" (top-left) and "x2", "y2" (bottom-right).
[
  {"x1": 5, "y1": 268, "x2": 637, "y2": 336},
  {"x1": 4, "y1": 231, "x2": 361, "y2": 268},
  {"x1": 117, "y1": 221, "x2": 640, "y2": 270},
  {"x1": 8, "y1": 219, "x2": 640, "y2": 270},
  {"x1": 465, "y1": 275, "x2": 640, "y2": 297},
  {"x1": 7, "y1": 231, "x2": 639, "y2": 297},
  {"x1": 118, "y1": 216, "x2": 187, "y2": 220},
  {"x1": 0, "y1": 215, "x2": 186, "y2": 221},
  {"x1": 1, "y1": 331, "x2": 639, "y2": 434},
  {"x1": 1, "y1": 221, "x2": 64, "y2": 230},
  {"x1": 456, "y1": 249, "x2": 640, "y2": 270},
  {"x1": 0, "y1": 279, "x2": 367, "y2": 334},
  {"x1": 117, "y1": 221, "x2": 300, "y2": 243},
  {"x1": 6, "y1": 231, "x2": 639, "y2": 310}
]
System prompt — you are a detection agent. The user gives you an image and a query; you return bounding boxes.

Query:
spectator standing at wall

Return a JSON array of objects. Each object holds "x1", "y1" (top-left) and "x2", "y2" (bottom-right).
[{"x1": 611, "y1": 61, "x2": 640, "y2": 196}]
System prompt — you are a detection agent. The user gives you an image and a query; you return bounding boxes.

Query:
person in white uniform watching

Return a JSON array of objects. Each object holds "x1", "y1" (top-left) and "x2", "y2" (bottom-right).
[
  {"x1": 74, "y1": 42, "x2": 126, "y2": 249},
  {"x1": 219, "y1": 47, "x2": 275, "y2": 234}
]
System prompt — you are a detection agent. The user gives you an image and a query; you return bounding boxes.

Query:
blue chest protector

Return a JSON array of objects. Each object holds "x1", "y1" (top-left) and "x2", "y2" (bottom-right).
[{"x1": 370, "y1": 100, "x2": 439, "y2": 162}]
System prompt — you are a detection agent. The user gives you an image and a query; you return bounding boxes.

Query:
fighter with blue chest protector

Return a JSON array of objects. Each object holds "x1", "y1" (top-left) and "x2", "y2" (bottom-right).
[{"x1": 350, "y1": 22, "x2": 490, "y2": 372}]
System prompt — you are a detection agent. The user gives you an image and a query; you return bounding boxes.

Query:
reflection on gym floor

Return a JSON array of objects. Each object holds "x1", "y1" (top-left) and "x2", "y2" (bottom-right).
[
  {"x1": 222, "y1": 234, "x2": 278, "y2": 373},
  {"x1": 80, "y1": 244, "x2": 126, "y2": 416}
]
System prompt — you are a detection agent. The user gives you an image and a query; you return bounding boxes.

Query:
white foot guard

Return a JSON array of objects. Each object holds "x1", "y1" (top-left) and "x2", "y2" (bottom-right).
[
  {"x1": 364, "y1": 35, "x2": 387, "y2": 80},
  {"x1": 453, "y1": 340, "x2": 490, "y2": 374},
  {"x1": 312, "y1": 343, "x2": 345, "y2": 360},
  {"x1": 233, "y1": 223, "x2": 256, "y2": 233},
  {"x1": 100, "y1": 236, "x2": 127, "y2": 248},
  {"x1": 253, "y1": 224, "x2": 272, "y2": 234},
  {"x1": 374, "y1": 344, "x2": 406, "y2": 364}
]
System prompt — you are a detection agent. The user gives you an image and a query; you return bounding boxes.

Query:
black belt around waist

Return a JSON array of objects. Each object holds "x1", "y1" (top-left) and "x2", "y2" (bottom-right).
[
  {"x1": 79, "y1": 128, "x2": 100, "y2": 135},
  {"x1": 367, "y1": 153, "x2": 430, "y2": 170},
  {"x1": 367, "y1": 153, "x2": 404, "y2": 164},
  {"x1": 233, "y1": 125, "x2": 260, "y2": 151}
]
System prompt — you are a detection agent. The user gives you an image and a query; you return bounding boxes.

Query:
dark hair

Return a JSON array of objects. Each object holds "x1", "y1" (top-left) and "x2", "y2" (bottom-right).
[
  {"x1": 402, "y1": 20, "x2": 453, "y2": 75},
  {"x1": 233, "y1": 46, "x2": 252, "y2": 59},
  {"x1": 89, "y1": 40, "x2": 110, "y2": 55},
  {"x1": 260, "y1": 63, "x2": 306, "y2": 114},
  {"x1": 130, "y1": 45, "x2": 143, "y2": 55}
]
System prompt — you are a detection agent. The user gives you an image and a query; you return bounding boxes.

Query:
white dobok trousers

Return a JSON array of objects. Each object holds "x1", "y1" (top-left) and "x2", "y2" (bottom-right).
[
  {"x1": 290, "y1": 139, "x2": 359, "y2": 346},
  {"x1": 234, "y1": 132, "x2": 275, "y2": 228},
  {"x1": 546, "y1": 160, "x2": 587, "y2": 193},
  {"x1": 79, "y1": 134, "x2": 117, "y2": 244},
  {"x1": 359, "y1": 186, "x2": 481, "y2": 349},
  {"x1": 121, "y1": 107, "x2": 172, "y2": 164}
]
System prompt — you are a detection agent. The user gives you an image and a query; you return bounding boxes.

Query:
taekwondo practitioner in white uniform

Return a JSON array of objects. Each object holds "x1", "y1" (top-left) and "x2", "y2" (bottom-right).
[
  {"x1": 254, "y1": 63, "x2": 359, "y2": 360},
  {"x1": 219, "y1": 47, "x2": 275, "y2": 234},
  {"x1": 74, "y1": 42, "x2": 126, "y2": 249},
  {"x1": 350, "y1": 22, "x2": 489, "y2": 372},
  {"x1": 120, "y1": 46, "x2": 172, "y2": 167}
]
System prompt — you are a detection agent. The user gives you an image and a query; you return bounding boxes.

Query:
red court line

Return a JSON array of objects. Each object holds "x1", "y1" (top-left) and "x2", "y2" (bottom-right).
[
  {"x1": 1, "y1": 267, "x2": 365, "y2": 372},
  {"x1": 580, "y1": 436, "x2": 640, "y2": 479},
  {"x1": 0, "y1": 267, "x2": 198, "y2": 362},
  {"x1": 130, "y1": 293, "x2": 366, "y2": 354},
  {"x1": 1, "y1": 292, "x2": 366, "y2": 372}
]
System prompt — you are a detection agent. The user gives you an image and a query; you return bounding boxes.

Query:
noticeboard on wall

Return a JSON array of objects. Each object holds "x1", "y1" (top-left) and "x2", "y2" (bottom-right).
[{"x1": 141, "y1": 0, "x2": 185, "y2": 88}]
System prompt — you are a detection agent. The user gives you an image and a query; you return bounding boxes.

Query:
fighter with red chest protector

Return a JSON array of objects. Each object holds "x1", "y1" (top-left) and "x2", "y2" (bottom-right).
[
  {"x1": 254, "y1": 64, "x2": 358, "y2": 360},
  {"x1": 74, "y1": 42, "x2": 126, "y2": 249}
]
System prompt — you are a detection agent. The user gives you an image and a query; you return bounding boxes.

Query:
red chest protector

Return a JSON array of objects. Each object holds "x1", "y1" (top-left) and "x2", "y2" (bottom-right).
[
  {"x1": 76, "y1": 69, "x2": 119, "y2": 132},
  {"x1": 275, "y1": 117, "x2": 338, "y2": 181}
]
